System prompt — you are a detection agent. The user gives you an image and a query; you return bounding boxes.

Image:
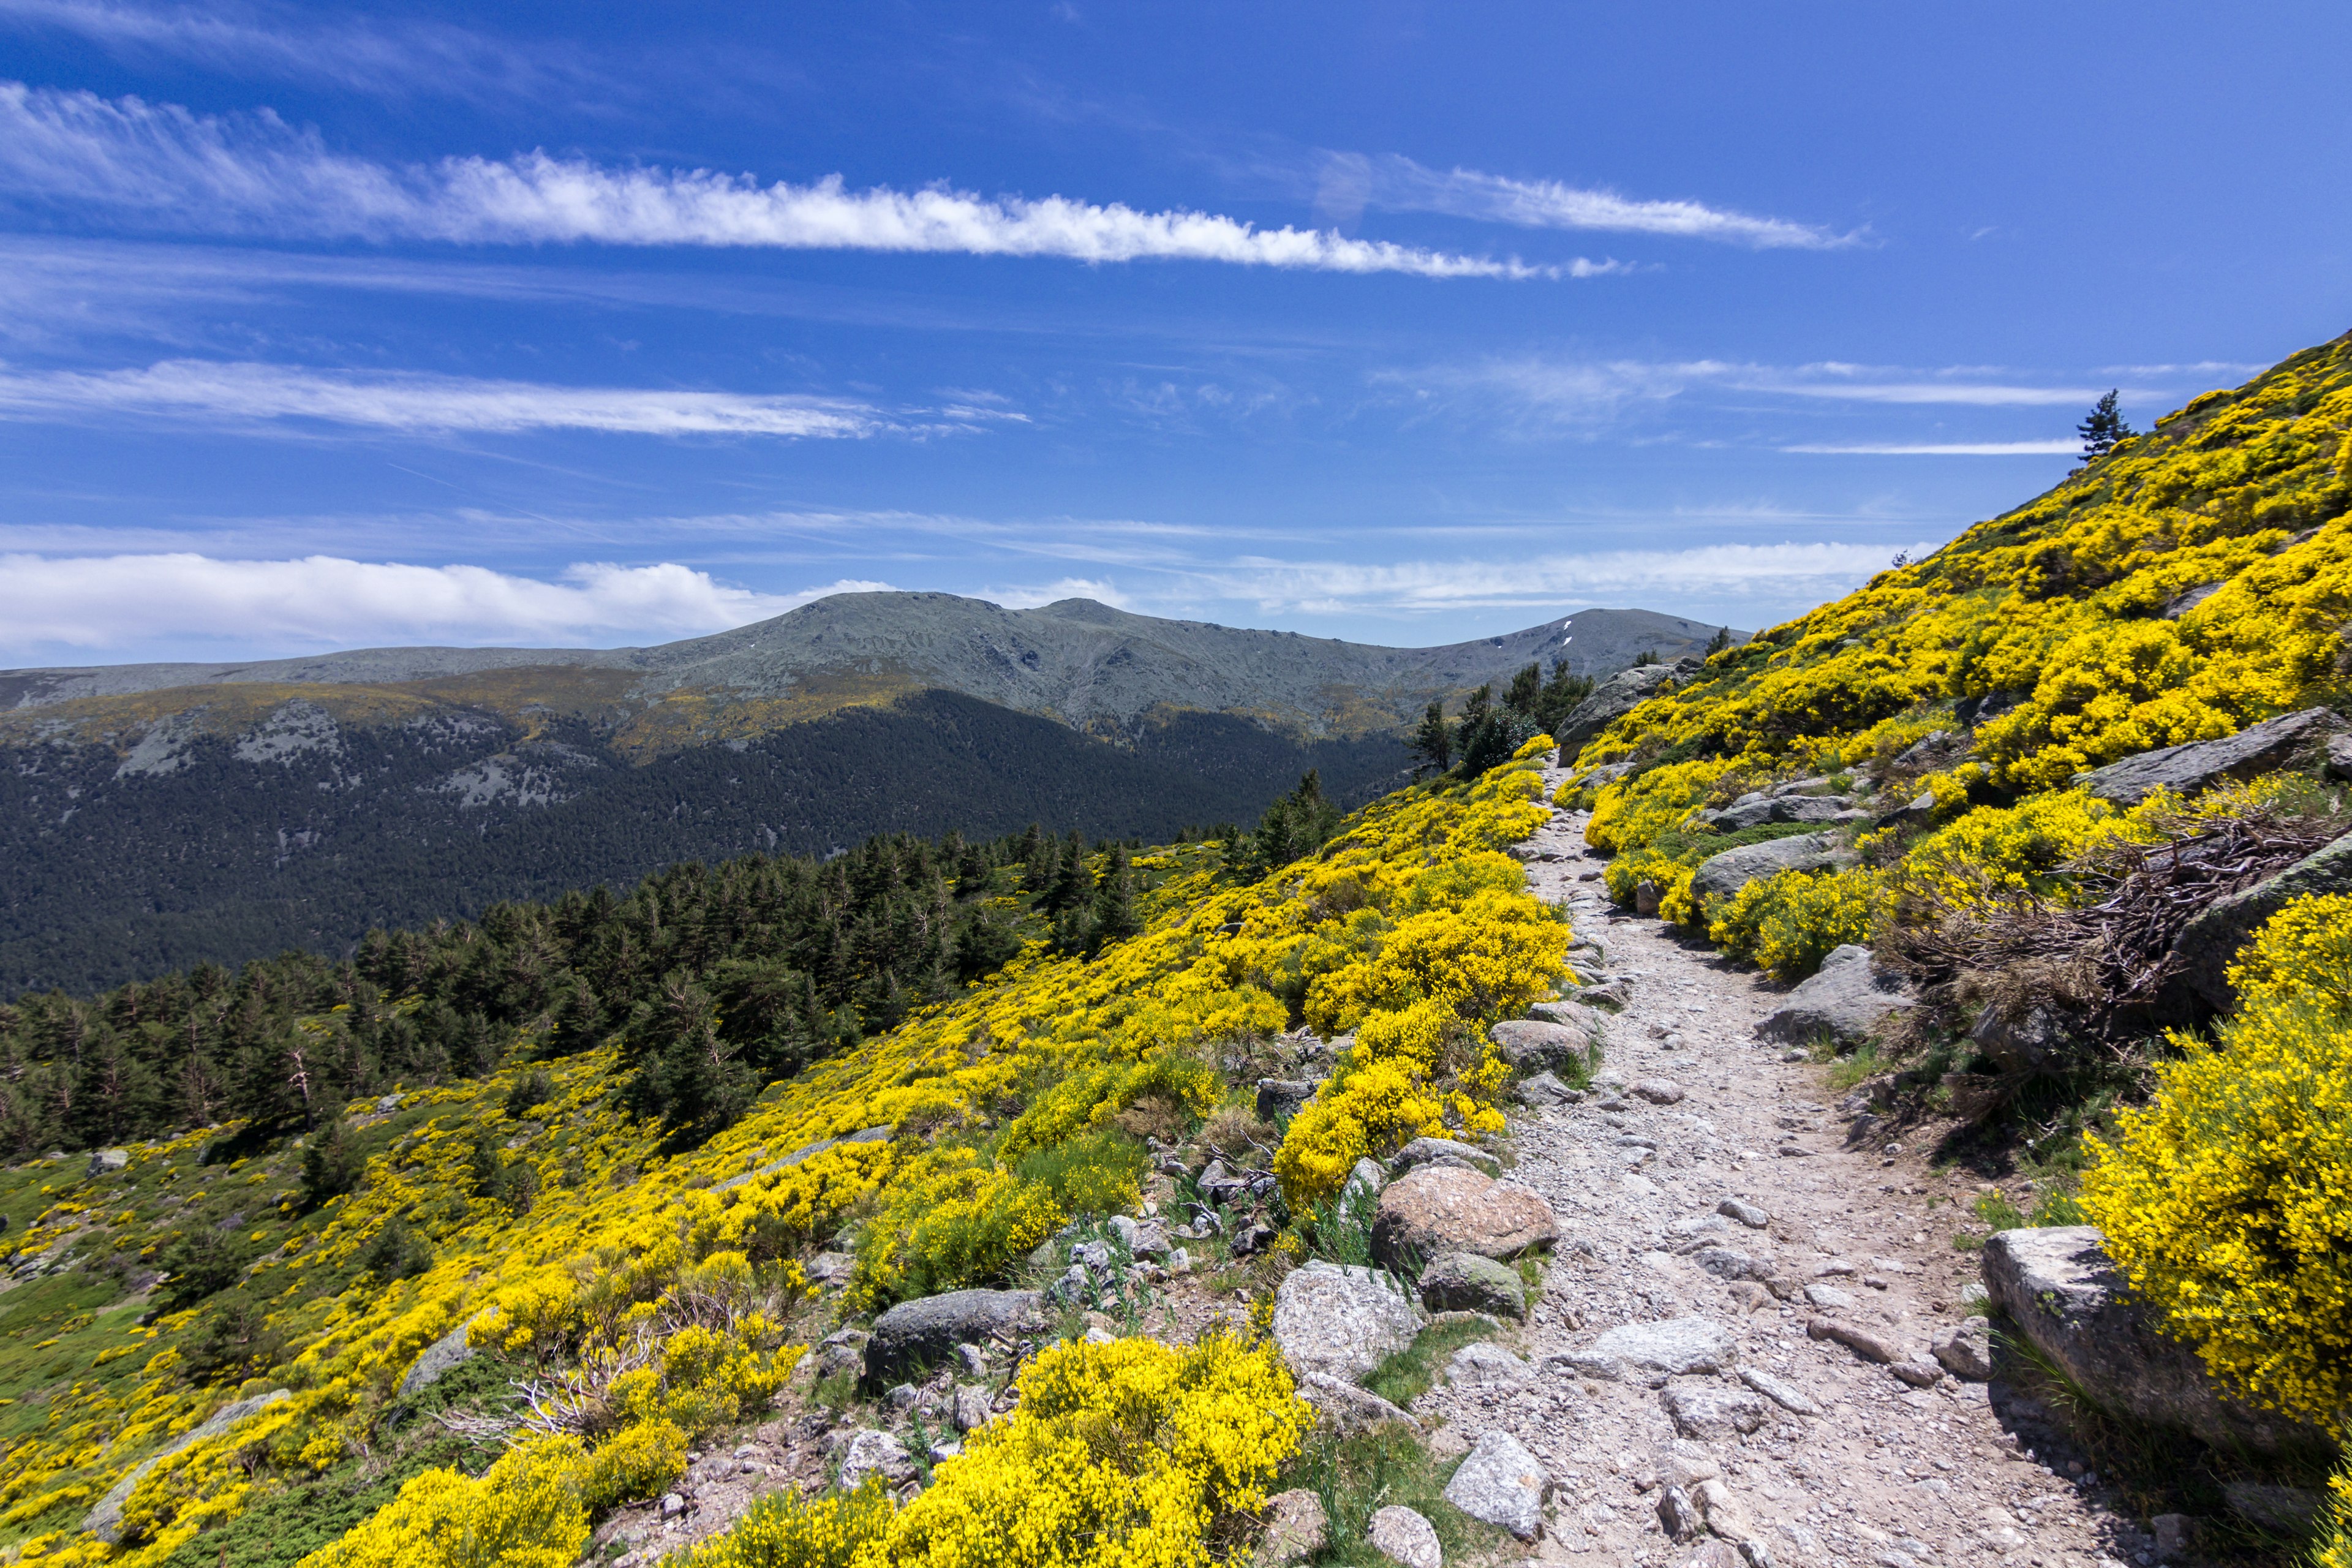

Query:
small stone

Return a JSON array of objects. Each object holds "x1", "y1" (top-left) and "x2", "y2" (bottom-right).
[
  {"x1": 1371, "y1": 1166, "x2": 1558, "y2": 1267},
  {"x1": 955, "y1": 1342, "x2": 987, "y2": 1377},
  {"x1": 1442, "y1": 1430, "x2": 1550, "y2": 1541},
  {"x1": 1890, "y1": 1359, "x2": 1945, "y2": 1388},
  {"x1": 1804, "y1": 1283, "x2": 1857, "y2": 1313},
  {"x1": 927, "y1": 1439, "x2": 961, "y2": 1464},
  {"x1": 1367, "y1": 1504, "x2": 1442, "y2": 1568},
  {"x1": 952, "y1": 1384, "x2": 994, "y2": 1433},
  {"x1": 1583, "y1": 1316, "x2": 1737, "y2": 1378},
  {"x1": 1515, "y1": 1071, "x2": 1580, "y2": 1107},
  {"x1": 1257, "y1": 1487, "x2": 1329, "y2": 1564},
  {"x1": 1931, "y1": 1317, "x2": 1994, "y2": 1381},
  {"x1": 1738, "y1": 1365, "x2": 1823, "y2": 1416},
  {"x1": 1632, "y1": 1078, "x2": 1686, "y2": 1105},
  {"x1": 1657, "y1": 1484, "x2": 1704, "y2": 1540},
  {"x1": 660, "y1": 1493, "x2": 686, "y2": 1519},
  {"x1": 1294, "y1": 1371, "x2": 1420, "y2": 1432},
  {"x1": 1389, "y1": 1136, "x2": 1502, "y2": 1178},
  {"x1": 1807, "y1": 1317, "x2": 1900, "y2": 1365},
  {"x1": 1717, "y1": 1197, "x2": 1770, "y2": 1229},
  {"x1": 2150, "y1": 1513, "x2": 2195, "y2": 1562},
  {"x1": 1661, "y1": 1382, "x2": 1769, "y2": 1439},
  {"x1": 1728, "y1": 1281, "x2": 1771, "y2": 1313},
  {"x1": 1692, "y1": 1246, "x2": 1762, "y2": 1281}
]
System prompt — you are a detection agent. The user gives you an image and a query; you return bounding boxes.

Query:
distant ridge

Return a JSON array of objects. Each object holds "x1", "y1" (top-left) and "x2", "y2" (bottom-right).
[{"x1": 0, "y1": 594, "x2": 1738, "y2": 993}]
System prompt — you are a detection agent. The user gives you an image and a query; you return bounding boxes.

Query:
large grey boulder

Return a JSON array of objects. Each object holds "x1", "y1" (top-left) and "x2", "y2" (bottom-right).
[
  {"x1": 83, "y1": 1390, "x2": 290, "y2": 1542},
  {"x1": 397, "y1": 1322, "x2": 478, "y2": 1398},
  {"x1": 1755, "y1": 946, "x2": 1917, "y2": 1049},
  {"x1": 1443, "y1": 1430, "x2": 1550, "y2": 1541},
  {"x1": 1418, "y1": 1252, "x2": 1528, "y2": 1320},
  {"x1": 2165, "y1": 830, "x2": 2352, "y2": 1012},
  {"x1": 1490, "y1": 1018, "x2": 1593, "y2": 1074},
  {"x1": 88, "y1": 1148, "x2": 130, "y2": 1177},
  {"x1": 863, "y1": 1289, "x2": 1044, "y2": 1391},
  {"x1": 2076, "y1": 706, "x2": 2345, "y2": 805},
  {"x1": 1689, "y1": 832, "x2": 1856, "y2": 907},
  {"x1": 1295, "y1": 1370, "x2": 1420, "y2": 1431},
  {"x1": 1709, "y1": 794, "x2": 1859, "y2": 830},
  {"x1": 1271, "y1": 1261, "x2": 1421, "y2": 1382},
  {"x1": 1371, "y1": 1166, "x2": 1558, "y2": 1269},
  {"x1": 1983, "y1": 1227, "x2": 2326, "y2": 1455},
  {"x1": 1556, "y1": 663, "x2": 1679, "y2": 749}
]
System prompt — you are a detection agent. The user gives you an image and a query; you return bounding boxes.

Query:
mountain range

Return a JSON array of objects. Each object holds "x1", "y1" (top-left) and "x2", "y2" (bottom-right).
[{"x1": 0, "y1": 595, "x2": 1730, "y2": 994}]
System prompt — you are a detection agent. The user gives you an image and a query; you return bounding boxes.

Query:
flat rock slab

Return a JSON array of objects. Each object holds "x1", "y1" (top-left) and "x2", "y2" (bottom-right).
[
  {"x1": 84, "y1": 1389, "x2": 290, "y2": 1542},
  {"x1": 1419, "y1": 1252, "x2": 1527, "y2": 1320},
  {"x1": 863, "y1": 1288, "x2": 1044, "y2": 1391},
  {"x1": 1755, "y1": 944, "x2": 1917, "y2": 1049},
  {"x1": 397, "y1": 1321, "x2": 476, "y2": 1398},
  {"x1": 1368, "y1": 1504, "x2": 1444, "y2": 1568},
  {"x1": 1272, "y1": 1261, "x2": 1421, "y2": 1382},
  {"x1": 1984, "y1": 1227, "x2": 2326, "y2": 1453},
  {"x1": 1738, "y1": 1366, "x2": 1823, "y2": 1416},
  {"x1": 2076, "y1": 706, "x2": 2343, "y2": 805},
  {"x1": 1296, "y1": 1370, "x2": 1419, "y2": 1431},
  {"x1": 1631, "y1": 1078, "x2": 1686, "y2": 1104},
  {"x1": 1371, "y1": 1165, "x2": 1559, "y2": 1269},
  {"x1": 1691, "y1": 832, "x2": 1858, "y2": 907},
  {"x1": 1443, "y1": 1430, "x2": 1550, "y2": 1541},
  {"x1": 1662, "y1": 1382, "x2": 1770, "y2": 1439},
  {"x1": 1515, "y1": 1071, "x2": 1580, "y2": 1107},
  {"x1": 1577, "y1": 1316, "x2": 1736, "y2": 1379}
]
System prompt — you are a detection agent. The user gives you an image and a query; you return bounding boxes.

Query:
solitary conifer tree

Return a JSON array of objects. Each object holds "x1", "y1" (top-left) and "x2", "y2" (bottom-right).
[
  {"x1": 2078, "y1": 390, "x2": 2135, "y2": 460},
  {"x1": 1412, "y1": 700, "x2": 1453, "y2": 772}
]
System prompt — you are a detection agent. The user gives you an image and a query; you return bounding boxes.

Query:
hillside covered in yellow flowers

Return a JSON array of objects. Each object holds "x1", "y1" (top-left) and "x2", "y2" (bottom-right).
[{"x1": 1, "y1": 331, "x2": 2350, "y2": 1567}]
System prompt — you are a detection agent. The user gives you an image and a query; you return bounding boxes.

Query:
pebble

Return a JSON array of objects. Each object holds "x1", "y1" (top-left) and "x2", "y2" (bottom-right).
[{"x1": 1717, "y1": 1197, "x2": 1770, "y2": 1228}]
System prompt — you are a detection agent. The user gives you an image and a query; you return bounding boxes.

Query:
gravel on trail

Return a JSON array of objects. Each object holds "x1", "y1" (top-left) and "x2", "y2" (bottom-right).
[{"x1": 1430, "y1": 756, "x2": 2155, "y2": 1566}]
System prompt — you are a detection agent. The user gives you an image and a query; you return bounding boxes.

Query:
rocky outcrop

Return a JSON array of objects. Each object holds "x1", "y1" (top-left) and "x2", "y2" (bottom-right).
[
  {"x1": 397, "y1": 1322, "x2": 478, "y2": 1398},
  {"x1": 1271, "y1": 1261, "x2": 1421, "y2": 1382},
  {"x1": 862, "y1": 1288, "x2": 1044, "y2": 1391},
  {"x1": 1370, "y1": 1166, "x2": 1559, "y2": 1269},
  {"x1": 1555, "y1": 663, "x2": 1679, "y2": 749},
  {"x1": 1444, "y1": 1430, "x2": 1550, "y2": 1541},
  {"x1": 1706, "y1": 794, "x2": 1863, "y2": 831},
  {"x1": 1983, "y1": 1227, "x2": 2326, "y2": 1454},
  {"x1": 1755, "y1": 945, "x2": 1917, "y2": 1050},
  {"x1": 2075, "y1": 706, "x2": 2345, "y2": 805},
  {"x1": 1689, "y1": 831, "x2": 1857, "y2": 907},
  {"x1": 2165, "y1": 829, "x2": 2352, "y2": 1012},
  {"x1": 1255, "y1": 1078, "x2": 1322, "y2": 1123}
]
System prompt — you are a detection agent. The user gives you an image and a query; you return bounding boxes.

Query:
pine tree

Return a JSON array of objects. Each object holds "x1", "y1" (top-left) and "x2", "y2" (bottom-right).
[
  {"x1": 2078, "y1": 390, "x2": 2135, "y2": 460},
  {"x1": 1412, "y1": 701, "x2": 1453, "y2": 772},
  {"x1": 1705, "y1": 626, "x2": 1732, "y2": 657},
  {"x1": 1504, "y1": 662, "x2": 1543, "y2": 717},
  {"x1": 1534, "y1": 659, "x2": 1594, "y2": 736}
]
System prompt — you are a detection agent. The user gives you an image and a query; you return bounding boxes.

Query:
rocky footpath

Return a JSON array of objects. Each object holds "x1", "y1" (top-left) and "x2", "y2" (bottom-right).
[{"x1": 1431, "y1": 757, "x2": 2166, "y2": 1567}]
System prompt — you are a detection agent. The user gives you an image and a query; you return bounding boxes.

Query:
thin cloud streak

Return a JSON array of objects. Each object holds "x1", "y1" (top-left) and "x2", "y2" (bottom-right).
[
  {"x1": 1784, "y1": 440, "x2": 2079, "y2": 455},
  {"x1": 1332, "y1": 153, "x2": 1860, "y2": 249},
  {"x1": 0, "y1": 553, "x2": 891, "y2": 655},
  {"x1": 0, "y1": 0, "x2": 607, "y2": 102},
  {"x1": 0, "y1": 82, "x2": 1604, "y2": 279},
  {"x1": 0, "y1": 360, "x2": 910, "y2": 438}
]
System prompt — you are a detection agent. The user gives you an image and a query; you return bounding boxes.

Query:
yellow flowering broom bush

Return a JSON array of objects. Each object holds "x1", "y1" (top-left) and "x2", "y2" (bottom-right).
[
  {"x1": 2079, "y1": 894, "x2": 2352, "y2": 1436},
  {"x1": 1706, "y1": 867, "x2": 1879, "y2": 982},
  {"x1": 297, "y1": 1434, "x2": 590, "y2": 1568}
]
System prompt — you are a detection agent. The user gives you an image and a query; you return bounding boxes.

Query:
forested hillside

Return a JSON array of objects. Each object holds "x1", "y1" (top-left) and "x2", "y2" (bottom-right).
[{"x1": 0, "y1": 693, "x2": 1408, "y2": 997}]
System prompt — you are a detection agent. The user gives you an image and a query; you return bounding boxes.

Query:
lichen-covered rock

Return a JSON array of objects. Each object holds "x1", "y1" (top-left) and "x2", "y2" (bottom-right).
[
  {"x1": 1662, "y1": 1382, "x2": 1768, "y2": 1439},
  {"x1": 1444, "y1": 1341, "x2": 1533, "y2": 1388},
  {"x1": 1257, "y1": 1487, "x2": 1329, "y2": 1564},
  {"x1": 83, "y1": 1390, "x2": 290, "y2": 1542},
  {"x1": 1272, "y1": 1261, "x2": 1420, "y2": 1382},
  {"x1": 1389, "y1": 1137, "x2": 1501, "y2": 1178},
  {"x1": 1295, "y1": 1370, "x2": 1419, "y2": 1431},
  {"x1": 1442, "y1": 1430, "x2": 1550, "y2": 1541},
  {"x1": 397, "y1": 1322, "x2": 476, "y2": 1398},
  {"x1": 1489, "y1": 1019, "x2": 1591, "y2": 1074},
  {"x1": 1418, "y1": 1252, "x2": 1528, "y2": 1319},
  {"x1": 1755, "y1": 945, "x2": 1917, "y2": 1050},
  {"x1": 1983, "y1": 1227, "x2": 2325, "y2": 1453},
  {"x1": 1567, "y1": 1316, "x2": 1736, "y2": 1380},
  {"x1": 1371, "y1": 1166, "x2": 1558, "y2": 1269},
  {"x1": 837, "y1": 1430, "x2": 914, "y2": 1492}
]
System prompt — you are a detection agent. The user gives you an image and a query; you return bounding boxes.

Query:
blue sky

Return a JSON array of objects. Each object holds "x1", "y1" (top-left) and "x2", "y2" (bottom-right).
[{"x1": 2, "y1": 2, "x2": 2347, "y2": 665}]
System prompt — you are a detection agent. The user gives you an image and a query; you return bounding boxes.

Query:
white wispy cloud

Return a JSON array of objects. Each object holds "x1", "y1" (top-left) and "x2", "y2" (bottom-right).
[
  {"x1": 1784, "y1": 440, "x2": 2079, "y2": 456},
  {"x1": 0, "y1": 554, "x2": 892, "y2": 655},
  {"x1": 1326, "y1": 153, "x2": 1859, "y2": 249},
  {"x1": 1183, "y1": 541, "x2": 1914, "y2": 616},
  {"x1": 0, "y1": 360, "x2": 900, "y2": 438},
  {"x1": 0, "y1": 0, "x2": 603, "y2": 101},
  {"x1": 0, "y1": 82, "x2": 1599, "y2": 279}
]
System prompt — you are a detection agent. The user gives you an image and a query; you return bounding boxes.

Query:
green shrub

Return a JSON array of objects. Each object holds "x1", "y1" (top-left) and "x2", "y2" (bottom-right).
[{"x1": 1013, "y1": 1129, "x2": 1145, "y2": 1219}]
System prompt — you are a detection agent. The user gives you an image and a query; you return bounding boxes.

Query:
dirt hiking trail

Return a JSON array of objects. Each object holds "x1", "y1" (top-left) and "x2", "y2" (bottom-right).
[{"x1": 1440, "y1": 757, "x2": 2152, "y2": 1568}]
